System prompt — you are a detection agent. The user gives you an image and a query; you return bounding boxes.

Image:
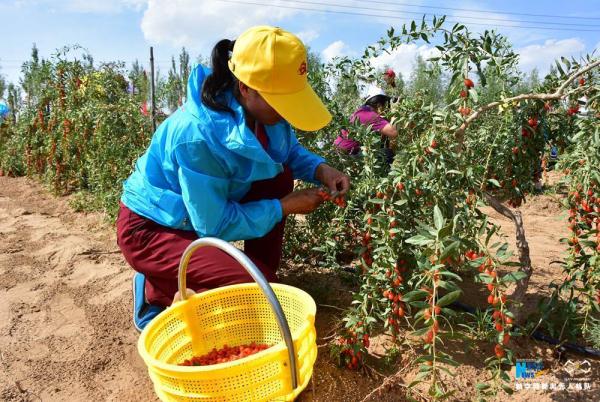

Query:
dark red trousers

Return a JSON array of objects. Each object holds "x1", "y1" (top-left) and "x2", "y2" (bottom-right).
[{"x1": 117, "y1": 166, "x2": 293, "y2": 307}]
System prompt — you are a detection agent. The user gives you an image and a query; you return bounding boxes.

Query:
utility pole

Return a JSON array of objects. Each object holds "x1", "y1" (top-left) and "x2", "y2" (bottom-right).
[{"x1": 150, "y1": 46, "x2": 156, "y2": 132}]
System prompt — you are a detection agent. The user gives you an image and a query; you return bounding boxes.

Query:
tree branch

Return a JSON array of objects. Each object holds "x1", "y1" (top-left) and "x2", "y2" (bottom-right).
[
  {"x1": 455, "y1": 59, "x2": 600, "y2": 138},
  {"x1": 484, "y1": 193, "x2": 532, "y2": 324}
]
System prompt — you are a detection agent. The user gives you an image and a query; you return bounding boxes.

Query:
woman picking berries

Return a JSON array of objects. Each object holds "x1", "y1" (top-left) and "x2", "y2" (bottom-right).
[
  {"x1": 117, "y1": 26, "x2": 349, "y2": 330},
  {"x1": 334, "y1": 86, "x2": 398, "y2": 164}
]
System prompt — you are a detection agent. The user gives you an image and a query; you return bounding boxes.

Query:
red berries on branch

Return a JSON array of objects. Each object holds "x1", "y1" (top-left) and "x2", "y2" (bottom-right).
[
  {"x1": 527, "y1": 117, "x2": 538, "y2": 129},
  {"x1": 318, "y1": 188, "x2": 347, "y2": 208}
]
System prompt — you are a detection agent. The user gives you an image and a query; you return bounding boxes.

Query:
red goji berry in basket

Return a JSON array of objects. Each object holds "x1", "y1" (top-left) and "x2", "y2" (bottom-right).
[{"x1": 179, "y1": 342, "x2": 270, "y2": 366}]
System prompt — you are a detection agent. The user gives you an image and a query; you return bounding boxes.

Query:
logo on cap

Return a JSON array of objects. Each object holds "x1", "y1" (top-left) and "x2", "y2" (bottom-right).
[{"x1": 298, "y1": 61, "x2": 307, "y2": 75}]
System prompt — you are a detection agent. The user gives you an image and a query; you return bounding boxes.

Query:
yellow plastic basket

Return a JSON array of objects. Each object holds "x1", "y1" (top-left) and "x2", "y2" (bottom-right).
[{"x1": 138, "y1": 238, "x2": 318, "y2": 401}]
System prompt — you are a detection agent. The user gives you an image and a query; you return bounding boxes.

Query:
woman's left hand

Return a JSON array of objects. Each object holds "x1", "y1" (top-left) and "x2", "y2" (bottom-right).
[{"x1": 315, "y1": 163, "x2": 350, "y2": 195}]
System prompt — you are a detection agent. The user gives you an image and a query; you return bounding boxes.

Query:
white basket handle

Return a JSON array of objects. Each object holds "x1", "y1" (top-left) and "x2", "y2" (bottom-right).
[{"x1": 177, "y1": 237, "x2": 299, "y2": 390}]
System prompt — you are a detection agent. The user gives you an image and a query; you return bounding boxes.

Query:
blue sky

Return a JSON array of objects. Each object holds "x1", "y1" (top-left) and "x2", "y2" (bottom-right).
[{"x1": 0, "y1": 0, "x2": 599, "y2": 88}]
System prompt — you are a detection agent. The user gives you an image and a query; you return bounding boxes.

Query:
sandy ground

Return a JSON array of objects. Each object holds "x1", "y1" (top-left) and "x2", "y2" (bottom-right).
[{"x1": 0, "y1": 175, "x2": 597, "y2": 401}]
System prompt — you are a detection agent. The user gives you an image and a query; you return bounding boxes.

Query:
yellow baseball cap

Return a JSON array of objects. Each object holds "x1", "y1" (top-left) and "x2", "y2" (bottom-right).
[{"x1": 228, "y1": 25, "x2": 332, "y2": 132}]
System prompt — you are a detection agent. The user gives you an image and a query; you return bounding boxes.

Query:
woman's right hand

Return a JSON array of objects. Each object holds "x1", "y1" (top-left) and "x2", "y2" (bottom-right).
[{"x1": 280, "y1": 188, "x2": 325, "y2": 216}]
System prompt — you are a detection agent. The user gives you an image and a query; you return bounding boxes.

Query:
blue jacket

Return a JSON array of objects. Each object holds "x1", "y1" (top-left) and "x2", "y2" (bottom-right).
[{"x1": 121, "y1": 65, "x2": 325, "y2": 241}]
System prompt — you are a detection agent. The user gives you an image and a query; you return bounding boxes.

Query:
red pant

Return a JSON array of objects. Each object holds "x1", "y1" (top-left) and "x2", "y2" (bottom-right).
[{"x1": 117, "y1": 166, "x2": 293, "y2": 307}]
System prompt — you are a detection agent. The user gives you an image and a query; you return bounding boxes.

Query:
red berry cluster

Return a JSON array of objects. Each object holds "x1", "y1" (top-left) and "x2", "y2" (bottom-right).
[
  {"x1": 458, "y1": 78, "x2": 474, "y2": 116},
  {"x1": 424, "y1": 139, "x2": 438, "y2": 154},
  {"x1": 458, "y1": 106, "x2": 472, "y2": 116},
  {"x1": 179, "y1": 342, "x2": 270, "y2": 366},
  {"x1": 421, "y1": 287, "x2": 441, "y2": 345},
  {"x1": 467, "y1": 250, "x2": 512, "y2": 358},
  {"x1": 567, "y1": 185, "x2": 600, "y2": 254},
  {"x1": 465, "y1": 249, "x2": 486, "y2": 271},
  {"x1": 361, "y1": 229, "x2": 373, "y2": 269},
  {"x1": 318, "y1": 188, "x2": 347, "y2": 208},
  {"x1": 336, "y1": 321, "x2": 368, "y2": 370},
  {"x1": 527, "y1": 116, "x2": 538, "y2": 130},
  {"x1": 466, "y1": 189, "x2": 477, "y2": 206},
  {"x1": 383, "y1": 260, "x2": 409, "y2": 335},
  {"x1": 567, "y1": 105, "x2": 580, "y2": 116}
]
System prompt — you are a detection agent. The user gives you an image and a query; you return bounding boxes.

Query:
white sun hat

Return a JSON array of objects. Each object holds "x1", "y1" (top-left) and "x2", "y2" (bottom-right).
[{"x1": 363, "y1": 84, "x2": 388, "y2": 102}]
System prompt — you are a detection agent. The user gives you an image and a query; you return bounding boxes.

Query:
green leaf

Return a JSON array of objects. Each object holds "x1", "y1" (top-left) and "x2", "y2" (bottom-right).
[
  {"x1": 406, "y1": 235, "x2": 434, "y2": 246},
  {"x1": 476, "y1": 383, "x2": 490, "y2": 390},
  {"x1": 438, "y1": 224, "x2": 453, "y2": 239},
  {"x1": 434, "y1": 205, "x2": 444, "y2": 230},
  {"x1": 403, "y1": 290, "x2": 428, "y2": 302},
  {"x1": 475, "y1": 273, "x2": 493, "y2": 284},
  {"x1": 415, "y1": 355, "x2": 433, "y2": 363},
  {"x1": 483, "y1": 37, "x2": 492, "y2": 53},
  {"x1": 555, "y1": 60, "x2": 565, "y2": 76},
  {"x1": 412, "y1": 327, "x2": 431, "y2": 336},
  {"x1": 439, "y1": 270, "x2": 463, "y2": 282},
  {"x1": 436, "y1": 290, "x2": 462, "y2": 307},
  {"x1": 412, "y1": 301, "x2": 431, "y2": 309},
  {"x1": 408, "y1": 371, "x2": 430, "y2": 388},
  {"x1": 502, "y1": 383, "x2": 514, "y2": 394},
  {"x1": 501, "y1": 271, "x2": 528, "y2": 283},
  {"x1": 468, "y1": 88, "x2": 478, "y2": 103},
  {"x1": 487, "y1": 179, "x2": 501, "y2": 188},
  {"x1": 436, "y1": 356, "x2": 459, "y2": 366}
]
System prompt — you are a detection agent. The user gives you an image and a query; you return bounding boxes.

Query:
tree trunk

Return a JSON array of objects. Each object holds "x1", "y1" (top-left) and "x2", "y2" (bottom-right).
[{"x1": 485, "y1": 193, "x2": 532, "y2": 323}]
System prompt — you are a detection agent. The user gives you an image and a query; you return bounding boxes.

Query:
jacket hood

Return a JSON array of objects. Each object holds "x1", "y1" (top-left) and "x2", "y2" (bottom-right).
[{"x1": 183, "y1": 64, "x2": 280, "y2": 165}]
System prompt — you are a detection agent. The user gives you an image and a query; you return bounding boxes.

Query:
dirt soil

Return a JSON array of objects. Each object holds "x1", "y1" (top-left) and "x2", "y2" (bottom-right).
[{"x1": 0, "y1": 174, "x2": 598, "y2": 401}]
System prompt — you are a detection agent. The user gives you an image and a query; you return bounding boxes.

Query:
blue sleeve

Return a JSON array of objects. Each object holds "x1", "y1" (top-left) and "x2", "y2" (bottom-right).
[
  {"x1": 286, "y1": 131, "x2": 326, "y2": 184},
  {"x1": 175, "y1": 141, "x2": 283, "y2": 241}
]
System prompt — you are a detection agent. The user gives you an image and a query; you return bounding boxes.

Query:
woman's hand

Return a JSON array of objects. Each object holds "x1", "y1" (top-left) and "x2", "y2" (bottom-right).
[
  {"x1": 280, "y1": 188, "x2": 325, "y2": 216},
  {"x1": 315, "y1": 163, "x2": 350, "y2": 195}
]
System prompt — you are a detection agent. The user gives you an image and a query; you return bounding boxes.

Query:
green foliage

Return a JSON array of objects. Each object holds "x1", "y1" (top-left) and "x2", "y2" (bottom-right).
[
  {"x1": 408, "y1": 55, "x2": 444, "y2": 106},
  {"x1": 0, "y1": 17, "x2": 598, "y2": 401},
  {"x1": 0, "y1": 48, "x2": 152, "y2": 218},
  {"x1": 157, "y1": 47, "x2": 191, "y2": 113},
  {"x1": 0, "y1": 70, "x2": 6, "y2": 99}
]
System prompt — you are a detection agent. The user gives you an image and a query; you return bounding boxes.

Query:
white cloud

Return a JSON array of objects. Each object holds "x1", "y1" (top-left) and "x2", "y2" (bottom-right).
[
  {"x1": 65, "y1": 0, "x2": 141, "y2": 13},
  {"x1": 517, "y1": 38, "x2": 586, "y2": 74},
  {"x1": 296, "y1": 29, "x2": 319, "y2": 45},
  {"x1": 14, "y1": 0, "x2": 146, "y2": 13},
  {"x1": 369, "y1": 43, "x2": 440, "y2": 79},
  {"x1": 139, "y1": 0, "x2": 299, "y2": 49},
  {"x1": 321, "y1": 40, "x2": 351, "y2": 61}
]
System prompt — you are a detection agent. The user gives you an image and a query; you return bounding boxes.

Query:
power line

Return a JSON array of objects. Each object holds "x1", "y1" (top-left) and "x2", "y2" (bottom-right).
[
  {"x1": 216, "y1": 0, "x2": 600, "y2": 32},
  {"x1": 266, "y1": 0, "x2": 599, "y2": 27},
  {"x1": 356, "y1": 0, "x2": 600, "y2": 21}
]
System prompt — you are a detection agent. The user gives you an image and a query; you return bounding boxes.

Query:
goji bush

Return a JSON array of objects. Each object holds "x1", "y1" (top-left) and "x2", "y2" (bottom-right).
[
  {"x1": 0, "y1": 48, "x2": 152, "y2": 217},
  {"x1": 293, "y1": 17, "x2": 599, "y2": 399}
]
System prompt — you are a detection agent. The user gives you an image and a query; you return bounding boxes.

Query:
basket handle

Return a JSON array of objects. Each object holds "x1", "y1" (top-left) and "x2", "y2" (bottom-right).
[{"x1": 177, "y1": 237, "x2": 299, "y2": 390}]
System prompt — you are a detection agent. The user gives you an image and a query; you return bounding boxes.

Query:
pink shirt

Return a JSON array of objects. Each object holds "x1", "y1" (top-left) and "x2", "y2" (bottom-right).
[
  {"x1": 333, "y1": 106, "x2": 390, "y2": 154},
  {"x1": 350, "y1": 105, "x2": 389, "y2": 131}
]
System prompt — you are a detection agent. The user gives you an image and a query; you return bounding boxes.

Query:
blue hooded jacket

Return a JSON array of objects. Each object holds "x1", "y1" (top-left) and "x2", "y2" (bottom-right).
[{"x1": 121, "y1": 64, "x2": 325, "y2": 241}]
